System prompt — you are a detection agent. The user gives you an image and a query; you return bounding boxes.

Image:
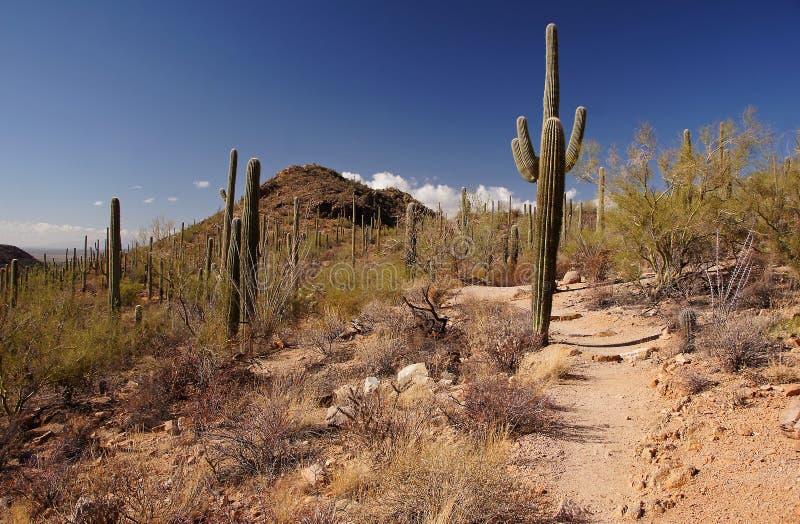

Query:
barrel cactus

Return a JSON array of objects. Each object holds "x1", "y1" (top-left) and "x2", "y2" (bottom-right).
[{"x1": 510, "y1": 23, "x2": 586, "y2": 344}]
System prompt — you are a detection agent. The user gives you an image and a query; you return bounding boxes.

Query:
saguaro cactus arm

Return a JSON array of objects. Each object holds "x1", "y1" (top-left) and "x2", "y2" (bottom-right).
[
  {"x1": 565, "y1": 106, "x2": 587, "y2": 172},
  {"x1": 512, "y1": 117, "x2": 539, "y2": 182}
]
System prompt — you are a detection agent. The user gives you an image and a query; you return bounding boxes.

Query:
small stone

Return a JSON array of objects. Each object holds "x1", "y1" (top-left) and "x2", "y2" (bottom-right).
[
  {"x1": 325, "y1": 405, "x2": 353, "y2": 427},
  {"x1": 673, "y1": 354, "x2": 691, "y2": 365},
  {"x1": 783, "y1": 384, "x2": 800, "y2": 397},
  {"x1": 592, "y1": 354, "x2": 623, "y2": 363},
  {"x1": 737, "y1": 425, "x2": 754, "y2": 437},
  {"x1": 397, "y1": 363, "x2": 428, "y2": 388},
  {"x1": 440, "y1": 371, "x2": 456, "y2": 382},
  {"x1": 561, "y1": 270, "x2": 581, "y2": 285},
  {"x1": 363, "y1": 377, "x2": 380, "y2": 395}
]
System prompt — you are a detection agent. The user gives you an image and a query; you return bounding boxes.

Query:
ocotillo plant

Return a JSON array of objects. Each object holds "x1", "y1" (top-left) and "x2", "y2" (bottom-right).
[
  {"x1": 510, "y1": 23, "x2": 586, "y2": 343},
  {"x1": 404, "y1": 202, "x2": 417, "y2": 266},
  {"x1": 241, "y1": 158, "x2": 261, "y2": 326},
  {"x1": 226, "y1": 217, "x2": 242, "y2": 337},
  {"x1": 109, "y1": 198, "x2": 122, "y2": 314},
  {"x1": 220, "y1": 148, "x2": 238, "y2": 269}
]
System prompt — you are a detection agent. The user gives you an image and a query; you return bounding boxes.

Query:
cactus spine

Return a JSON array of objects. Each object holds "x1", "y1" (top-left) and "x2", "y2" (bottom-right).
[
  {"x1": 241, "y1": 158, "x2": 261, "y2": 325},
  {"x1": 226, "y1": 217, "x2": 242, "y2": 337},
  {"x1": 109, "y1": 198, "x2": 122, "y2": 313},
  {"x1": 220, "y1": 149, "x2": 238, "y2": 270},
  {"x1": 510, "y1": 23, "x2": 586, "y2": 344}
]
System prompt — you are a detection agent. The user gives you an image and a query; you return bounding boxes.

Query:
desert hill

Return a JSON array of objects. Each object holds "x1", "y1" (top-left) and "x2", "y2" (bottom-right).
[{"x1": 0, "y1": 244, "x2": 40, "y2": 267}]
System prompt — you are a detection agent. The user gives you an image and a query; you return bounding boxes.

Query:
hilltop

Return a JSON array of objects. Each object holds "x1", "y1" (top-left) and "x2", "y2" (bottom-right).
[{"x1": 0, "y1": 244, "x2": 40, "y2": 267}]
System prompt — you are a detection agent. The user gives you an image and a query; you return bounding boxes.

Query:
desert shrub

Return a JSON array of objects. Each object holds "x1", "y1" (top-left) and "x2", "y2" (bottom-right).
[
  {"x1": 461, "y1": 300, "x2": 535, "y2": 373},
  {"x1": 119, "y1": 279, "x2": 144, "y2": 306},
  {"x1": 303, "y1": 308, "x2": 348, "y2": 357},
  {"x1": 353, "y1": 335, "x2": 407, "y2": 377},
  {"x1": 456, "y1": 374, "x2": 549, "y2": 436},
  {"x1": 520, "y1": 347, "x2": 572, "y2": 384},
  {"x1": 357, "y1": 299, "x2": 414, "y2": 336},
  {"x1": 698, "y1": 315, "x2": 782, "y2": 372},
  {"x1": 339, "y1": 387, "x2": 435, "y2": 459},
  {"x1": 10, "y1": 459, "x2": 74, "y2": 518},
  {"x1": 670, "y1": 368, "x2": 715, "y2": 395},
  {"x1": 585, "y1": 284, "x2": 617, "y2": 310},
  {"x1": 561, "y1": 229, "x2": 614, "y2": 282},
  {"x1": 354, "y1": 432, "x2": 542, "y2": 523}
]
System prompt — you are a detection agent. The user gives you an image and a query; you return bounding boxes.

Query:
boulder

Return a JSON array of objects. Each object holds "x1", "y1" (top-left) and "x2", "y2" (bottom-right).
[
  {"x1": 561, "y1": 270, "x2": 581, "y2": 285},
  {"x1": 397, "y1": 363, "x2": 428, "y2": 388},
  {"x1": 780, "y1": 398, "x2": 800, "y2": 439},
  {"x1": 325, "y1": 405, "x2": 353, "y2": 427},
  {"x1": 782, "y1": 384, "x2": 800, "y2": 397},
  {"x1": 363, "y1": 377, "x2": 380, "y2": 395}
]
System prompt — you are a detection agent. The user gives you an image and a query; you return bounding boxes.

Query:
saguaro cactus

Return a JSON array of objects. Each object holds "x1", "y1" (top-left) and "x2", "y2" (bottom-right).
[
  {"x1": 291, "y1": 197, "x2": 300, "y2": 268},
  {"x1": 226, "y1": 217, "x2": 242, "y2": 337},
  {"x1": 460, "y1": 187, "x2": 470, "y2": 233},
  {"x1": 109, "y1": 198, "x2": 122, "y2": 313},
  {"x1": 10, "y1": 259, "x2": 18, "y2": 307},
  {"x1": 135, "y1": 304, "x2": 143, "y2": 324},
  {"x1": 508, "y1": 224, "x2": 519, "y2": 268},
  {"x1": 220, "y1": 149, "x2": 238, "y2": 269},
  {"x1": 241, "y1": 158, "x2": 261, "y2": 324},
  {"x1": 510, "y1": 23, "x2": 586, "y2": 344},
  {"x1": 404, "y1": 202, "x2": 417, "y2": 266}
]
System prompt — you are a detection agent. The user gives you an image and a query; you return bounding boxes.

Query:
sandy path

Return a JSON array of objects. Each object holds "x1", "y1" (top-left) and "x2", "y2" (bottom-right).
[{"x1": 455, "y1": 284, "x2": 669, "y2": 522}]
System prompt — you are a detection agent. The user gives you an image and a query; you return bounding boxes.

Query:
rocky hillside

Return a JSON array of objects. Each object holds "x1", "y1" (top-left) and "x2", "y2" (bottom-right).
[
  {"x1": 255, "y1": 164, "x2": 430, "y2": 226},
  {"x1": 0, "y1": 244, "x2": 40, "y2": 267}
]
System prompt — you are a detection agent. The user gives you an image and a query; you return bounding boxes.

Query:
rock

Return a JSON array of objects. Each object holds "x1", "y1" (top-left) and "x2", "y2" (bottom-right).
[
  {"x1": 626, "y1": 500, "x2": 644, "y2": 520},
  {"x1": 592, "y1": 354, "x2": 623, "y2": 363},
  {"x1": 561, "y1": 270, "x2": 581, "y2": 285},
  {"x1": 301, "y1": 463, "x2": 326, "y2": 488},
  {"x1": 438, "y1": 379, "x2": 453, "y2": 387},
  {"x1": 673, "y1": 354, "x2": 691, "y2": 365},
  {"x1": 664, "y1": 466, "x2": 698, "y2": 489},
  {"x1": 334, "y1": 385, "x2": 356, "y2": 404},
  {"x1": 325, "y1": 405, "x2": 353, "y2": 427},
  {"x1": 622, "y1": 347, "x2": 654, "y2": 362},
  {"x1": 412, "y1": 374, "x2": 433, "y2": 386},
  {"x1": 364, "y1": 377, "x2": 380, "y2": 394},
  {"x1": 779, "y1": 398, "x2": 800, "y2": 439},
  {"x1": 397, "y1": 363, "x2": 428, "y2": 388},
  {"x1": 782, "y1": 384, "x2": 800, "y2": 397}
]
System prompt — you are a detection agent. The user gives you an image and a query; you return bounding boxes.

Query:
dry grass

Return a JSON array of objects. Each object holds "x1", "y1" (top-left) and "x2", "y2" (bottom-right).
[
  {"x1": 697, "y1": 315, "x2": 782, "y2": 372},
  {"x1": 670, "y1": 368, "x2": 716, "y2": 396},
  {"x1": 342, "y1": 431, "x2": 542, "y2": 523},
  {"x1": 461, "y1": 300, "x2": 536, "y2": 373},
  {"x1": 520, "y1": 347, "x2": 572, "y2": 385},
  {"x1": 353, "y1": 334, "x2": 407, "y2": 377}
]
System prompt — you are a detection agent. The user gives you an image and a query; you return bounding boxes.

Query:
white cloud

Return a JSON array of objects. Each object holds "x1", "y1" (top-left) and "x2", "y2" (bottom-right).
[
  {"x1": 193, "y1": 180, "x2": 210, "y2": 188},
  {"x1": 92, "y1": 201, "x2": 103, "y2": 206},
  {"x1": 167, "y1": 196, "x2": 178, "y2": 202},
  {"x1": 0, "y1": 221, "x2": 133, "y2": 248},
  {"x1": 143, "y1": 197, "x2": 155, "y2": 204},
  {"x1": 565, "y1": 188, "x2": 578, "y2": 200},
  {"x1": 343, "y1": 171, "x2": 544, "y2": 216},
  {"x1": 131, "y1": 185, "x2": 143, "y2": 190}
]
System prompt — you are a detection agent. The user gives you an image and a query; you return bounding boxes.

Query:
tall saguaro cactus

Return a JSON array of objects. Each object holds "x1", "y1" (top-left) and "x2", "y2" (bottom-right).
[
  {"x1": 241, "y1": 158, "x2": 261, "y2": 325},
  {"x1": 220, "y1": 149, "x2": 238, "y2": 269},
  {"x1": 510, "y1": 23, "x2": 586, "y2": 344},
  {"x1": 291, "y1": 197, "x2": 300, "y2": 268},
  {"x1": 9, "y1": 259, "x2": 18, "y2": 307},
  {"x1": 404, "y1": 202, "x2": 417, "y2": 266},
  {"x1": 226, "y1": 217, "x2": 242, "y2": 337},
  {"x1": 109, "y1": 198, "x2": 122, "y2": 314},
  {"x1": 596, "y1": 167, "x2": 605, "y2": 233}
]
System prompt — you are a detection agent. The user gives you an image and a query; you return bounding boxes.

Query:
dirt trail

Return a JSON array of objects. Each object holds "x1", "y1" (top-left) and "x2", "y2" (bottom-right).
[{"x1": 455, "y1": 284, "x2": 670, "y2": 522}]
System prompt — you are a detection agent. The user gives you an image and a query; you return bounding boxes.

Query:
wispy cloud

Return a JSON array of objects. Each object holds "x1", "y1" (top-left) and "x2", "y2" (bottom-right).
[
  {"x1": 130, "y1": 185, "x2": 143, "y2": 190},
  {"x1": 0, "y1": 221, "x2": 133, "y2": 248},
  {"x1": 342, "y1": 171, "x2": 567, "y2": 215},
  {"x1": 92, "y1": 200, "x2": 103, "y2": 206},
  {"x1": 193, "y1": 180, "x2": 210, "y2": 188},
  {"x1": 143, "y1": 197, "x2": 155, "y2": 204},
  {"x1": 167, "y1": 196, "x2": 178, "y2": 202}
]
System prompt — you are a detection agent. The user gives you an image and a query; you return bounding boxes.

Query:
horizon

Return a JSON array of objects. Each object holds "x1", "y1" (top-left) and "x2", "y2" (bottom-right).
[{"x1": 2, "y1": 0, "x2": 800, "y2": 248}]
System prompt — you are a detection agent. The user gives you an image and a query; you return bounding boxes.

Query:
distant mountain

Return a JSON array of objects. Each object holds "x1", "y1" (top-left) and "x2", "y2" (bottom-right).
[{"x1": 0, "y1": 245, "x2": 40, "y2": 267}]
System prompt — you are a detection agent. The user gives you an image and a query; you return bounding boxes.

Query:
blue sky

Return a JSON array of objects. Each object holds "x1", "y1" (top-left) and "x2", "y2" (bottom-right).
[{"x1": 1, "y1": 0, "x2": 799, "y2": 247}]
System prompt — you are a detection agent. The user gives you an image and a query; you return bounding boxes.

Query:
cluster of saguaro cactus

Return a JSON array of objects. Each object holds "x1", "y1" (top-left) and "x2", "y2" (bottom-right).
[
  {"x1": 226, "y1": 217, "x2": 242, "y2": 337},
  {"x1": 510, "y1": 23, "x2": 586, "y2": 344}
]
